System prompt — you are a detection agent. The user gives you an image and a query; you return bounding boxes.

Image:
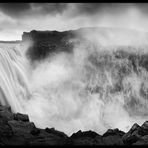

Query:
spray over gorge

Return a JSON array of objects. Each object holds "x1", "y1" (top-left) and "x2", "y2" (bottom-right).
[
  {"x1": 2, "y1": 3, "x2": 148, "y2": 145},
  {"x1": 0, "y1": 27, "x2": 148, "y2": 138}
]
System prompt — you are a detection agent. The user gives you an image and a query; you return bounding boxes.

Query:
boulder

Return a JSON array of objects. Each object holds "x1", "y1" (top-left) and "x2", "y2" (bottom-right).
[{"x1": 14, "y1": 113, "x2": 29, "y2": 122}]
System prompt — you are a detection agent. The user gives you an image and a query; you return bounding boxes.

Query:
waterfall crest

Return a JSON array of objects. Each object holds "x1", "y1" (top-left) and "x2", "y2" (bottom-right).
[{"x1": 0, "y1": 43, "x2": 30, "y2": 113}]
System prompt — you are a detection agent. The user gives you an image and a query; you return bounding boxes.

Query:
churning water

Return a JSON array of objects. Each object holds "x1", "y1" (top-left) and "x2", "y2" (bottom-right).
[{"x1": 1, "y1": 28, "x2": 148, "y2": 136}]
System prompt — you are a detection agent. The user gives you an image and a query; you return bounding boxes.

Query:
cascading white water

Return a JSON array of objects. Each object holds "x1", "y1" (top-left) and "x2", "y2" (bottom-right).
[
  {"x1": 0, "y1": 43, "x2": 31, "y2": 113},
  {"x1": 1, "y1": 28, "x2": 148, "y2": 136}
]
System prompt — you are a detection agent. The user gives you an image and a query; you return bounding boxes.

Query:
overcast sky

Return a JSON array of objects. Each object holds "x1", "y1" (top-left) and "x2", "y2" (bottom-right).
[{"x1": 1, "y1": 3, "x2": 148, "y2": 40}]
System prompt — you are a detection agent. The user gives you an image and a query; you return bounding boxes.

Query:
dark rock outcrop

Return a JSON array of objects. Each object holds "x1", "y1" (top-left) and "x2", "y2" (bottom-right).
[
  {"x1": 1, "y1": 105, "x2": 148, "y2": 145},
  {"x1": 22, "y1": 30, "x2": 76, "y2": 61},
  {"x1": 102, "y1": 128, "x2": 125, "y2": 145},
  {"x1": 0, "y1": 105, "x2": 67, "y2": 145},
  {"x1": 68, "y1": 130, "x2": 104, "y2": 145},
  {"x1": 122, "y1": 123, "x2": 141, "y2": 144},
  {"x1": 14, "y1": 113, "x2": 29, "y2": 122}
]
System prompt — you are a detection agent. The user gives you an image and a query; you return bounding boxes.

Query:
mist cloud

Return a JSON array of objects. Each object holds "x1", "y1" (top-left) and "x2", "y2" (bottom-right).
[
  {"x1": 0, "y1": 3, "x2": 147, "y2": 18},
  {"x1": 0, "y1": 3, "x2": 31, "y2": 18}
]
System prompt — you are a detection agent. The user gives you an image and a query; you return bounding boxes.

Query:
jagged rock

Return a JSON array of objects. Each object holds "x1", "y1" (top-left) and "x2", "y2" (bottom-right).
[
  {"x1": 103, "y1": 128, "x2": 125, "y2": 137},
  {"x1": 70, "y1": 130, "x2": 99, "y2": 139},
  {"x1": 138, "y1": 121, "x2": 148, "y2": 136},
  {"x1": 122, "y1": 123, "x2": 141, "y2": 144},
  {"x1": 69, "y1": 130, "x2": 103, "y2": 145},
  {"x1": 102, "y1": 128, "x2": 125, "y2": 145},
  {"x1": 2, "y1": 104, "x2": 148, "y2": 145},
  {"x1": 0, "y1": 105, "x2": 68, "y2": 145},
  {"x1": 14, "y1": 113, "x2": 29, "y2": 122},
  {"x1": 45, "y1": 127, "x2": 68, "y2": 138}
]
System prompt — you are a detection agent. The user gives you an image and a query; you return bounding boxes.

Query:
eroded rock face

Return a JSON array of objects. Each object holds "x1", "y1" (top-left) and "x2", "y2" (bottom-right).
[{"x1": 1, "y1": 104, "x2": 148, "y2": 145}]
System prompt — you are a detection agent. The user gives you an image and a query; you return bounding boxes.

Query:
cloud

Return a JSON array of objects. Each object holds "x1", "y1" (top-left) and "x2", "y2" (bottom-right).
[
  {"x1": 0, "y1": 3, "x2": 69, "y2": 19},
  {"x1": 0, "y1": 3, "x2": 31, "y2": 18},
  {"x1": 31, "y1": 3, "x2": 68, "y2": 15},
  {"x1": 0, "y1": 3, "x2": 148, "y2": 19},
  {"x1": 1, "y1": 3, "x2": 148, "y2": 40}
]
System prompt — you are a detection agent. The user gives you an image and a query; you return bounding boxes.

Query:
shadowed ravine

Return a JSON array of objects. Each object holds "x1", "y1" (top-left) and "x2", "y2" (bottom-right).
[{"x1": 1, "y1": 27, "x2": 148, "y2": 145}]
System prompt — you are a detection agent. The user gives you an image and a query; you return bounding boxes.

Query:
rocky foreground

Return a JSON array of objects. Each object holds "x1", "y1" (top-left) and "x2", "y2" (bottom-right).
[{"x1": 0, "y1": 105, "x2": 148, "y2": 145}]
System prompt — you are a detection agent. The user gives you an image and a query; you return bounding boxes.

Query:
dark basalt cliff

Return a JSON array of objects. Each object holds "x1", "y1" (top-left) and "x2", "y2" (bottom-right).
[
  {"x1": 1, "y1": 105, "x2": 148, "y2": 145},
  {"x1": 22, "y1": 30, "x2": 76, "y2": 61}
]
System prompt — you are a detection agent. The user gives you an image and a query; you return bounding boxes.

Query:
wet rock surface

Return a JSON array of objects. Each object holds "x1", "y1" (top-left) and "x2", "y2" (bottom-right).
[{"x1": 0, "y1": 105, "x2": 148, "y2": 145}]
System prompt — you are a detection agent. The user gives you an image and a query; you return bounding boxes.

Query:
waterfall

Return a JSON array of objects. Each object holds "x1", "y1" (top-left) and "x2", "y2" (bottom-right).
[
  {"x1": 1, "y1": 30, "x2": 148, "y2": 136},
  {"x1": 0, "y1": 43, "x2": 30, "y2": 113}
]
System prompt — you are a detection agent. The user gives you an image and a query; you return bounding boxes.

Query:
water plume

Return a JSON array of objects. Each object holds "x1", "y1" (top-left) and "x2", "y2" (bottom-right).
[{"x1": 1, "y1": 28, "x2": 148, "y2": 136}]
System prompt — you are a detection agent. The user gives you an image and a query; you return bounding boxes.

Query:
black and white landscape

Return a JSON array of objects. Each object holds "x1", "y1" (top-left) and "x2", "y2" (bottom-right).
[{"x1": 1, "y1": 3, "x2": 148, "y2": 145}]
